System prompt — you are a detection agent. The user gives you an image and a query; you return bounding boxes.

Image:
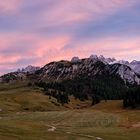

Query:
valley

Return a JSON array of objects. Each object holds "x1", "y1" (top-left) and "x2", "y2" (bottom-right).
[{"x1": 0, "y1": 83, "x2": 139, "y2": 140}]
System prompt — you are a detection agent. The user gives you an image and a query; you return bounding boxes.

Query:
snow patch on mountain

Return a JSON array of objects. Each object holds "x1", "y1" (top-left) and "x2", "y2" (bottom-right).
[
  {"x1": 89, "y1": 54, "x2": 140, "y2": 75},
  {"x1": 0, "y1": 55, "x2": 140, "y2": 85},
  {"x1": 110, "y1": 64, "x2": 140, "y2": 85},
  {"x1": 17, "y1": 65, "x2": 40, "y2": 73}
]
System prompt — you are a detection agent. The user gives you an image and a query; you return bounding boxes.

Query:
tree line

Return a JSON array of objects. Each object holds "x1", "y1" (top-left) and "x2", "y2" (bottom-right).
[
  {"x1": 36, "y1": 75, "x2": 128, "y2": 106},
  {"x1": 123, "y1": 86, "x2": 140, "y2": 109}
]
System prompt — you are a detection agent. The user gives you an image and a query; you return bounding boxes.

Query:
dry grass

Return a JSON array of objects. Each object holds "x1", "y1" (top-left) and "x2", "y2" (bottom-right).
[{"x1": 0, "y1": 82, "x2": 139, "y2": 140}]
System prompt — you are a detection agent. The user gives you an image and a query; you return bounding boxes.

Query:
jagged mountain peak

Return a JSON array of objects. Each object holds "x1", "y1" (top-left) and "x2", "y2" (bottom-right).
[
  {"x1": 89, "y1": 54, "x2": 98, "y2": 59},
  {"x1": 88, "y1": 55, "x2": 140, "y2": 75},
  {"x1": 71, "y1": 57, "x2": 80, "y2": 62},
  {"x1": 130, "y1": 60, "x2": 140, "y2": 65},
  {"x1": 17, "y1": 65, "x2": 40, "y2": 73},
  {"x1": 36, "y1": 58, "x2": 140, "y2": 85},
  {"x1": 109, "y1": 63, "x2": 140, "y2": 85},
  {"x1": 0, "y1": 55, "x2": 140, "y2": 85},
  {"x1": 89, "y1": 54, "x2": 116, "y2": 64}
]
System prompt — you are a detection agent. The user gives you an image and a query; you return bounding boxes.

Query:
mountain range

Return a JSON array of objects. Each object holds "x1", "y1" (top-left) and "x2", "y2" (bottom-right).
[{"x1": 0, "y1": 55, "x2": 140, "y2": 85}]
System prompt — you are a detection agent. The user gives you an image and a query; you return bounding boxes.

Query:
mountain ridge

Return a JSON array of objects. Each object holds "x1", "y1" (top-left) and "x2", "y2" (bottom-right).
[{"x1": 0, "y1": 55, "x2": 140, "y2": 85}]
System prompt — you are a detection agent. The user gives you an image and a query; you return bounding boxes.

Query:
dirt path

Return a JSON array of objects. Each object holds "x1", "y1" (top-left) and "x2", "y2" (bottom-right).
[
  {"x1": 66, "y1": 131, "x2": 103, "y2": 139},
  {"x1": 45, "y1": 123, "x2": 104, "y2": 139}
]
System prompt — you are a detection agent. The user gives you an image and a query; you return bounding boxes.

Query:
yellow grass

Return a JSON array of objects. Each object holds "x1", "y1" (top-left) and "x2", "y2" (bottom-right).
[{"x1": 0, "y1": 82, "x2": 139, "y2": 140}]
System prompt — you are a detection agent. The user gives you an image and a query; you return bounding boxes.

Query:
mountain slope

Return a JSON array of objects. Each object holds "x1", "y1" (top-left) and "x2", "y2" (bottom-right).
[
  {"x1": 35, "y1": 58, "x2": 140, "y2": 85},
  {"x1": 109, "y1": 63, "x2": 140, "y2": 85},
  {"x1": 0, "y1": 56, "x2": 140, "y2": 85}
]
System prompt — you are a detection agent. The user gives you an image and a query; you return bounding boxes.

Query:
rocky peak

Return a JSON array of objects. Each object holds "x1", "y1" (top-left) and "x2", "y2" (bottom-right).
[
  {"x1": 130, "y1": 60, "x2": 140, "y2": 65},
  {"x1": 38, "y1": 58, "x2": 140, "y2": 85},
  {"x1": 17, "y1": 65, "x2": 40, "y2": 74},
  {"x1": 109, "y1": 64, "x2": 140, "y2": 85},
  {"x1": 0, "y1": 55, "x2": 140, "y2": 85},
  {"x1": 71, "y1": 57, "x2": 80, "y2": 63},
  {"x1": 89, "y1": 54, "x2": 98, "y2": 59}
]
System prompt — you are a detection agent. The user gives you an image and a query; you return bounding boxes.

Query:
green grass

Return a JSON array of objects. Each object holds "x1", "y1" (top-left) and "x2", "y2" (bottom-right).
[{"x1": 0, "y1": 82, "x2": 140, "y2": 140}]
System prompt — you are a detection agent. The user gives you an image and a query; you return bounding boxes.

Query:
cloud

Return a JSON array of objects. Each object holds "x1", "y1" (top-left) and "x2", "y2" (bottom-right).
[
  {"x1": 62, "y1": 36, "x2": 140, "y2": 61},
  {"x1": 1, "y1": 0, "x2": 138, "y2": 33},
  {"x1": 0, "y1": 0, "x2": 22, "y2": 15},
  {"x1": 0, "y1": 0, "x2": 140, "y2": 75},
  {"x1": 0, "y1": 32, "x2": 70, "y2": 73},
  {"x1": 41, "y1": 0, "x2": 138, "y2": 24}
]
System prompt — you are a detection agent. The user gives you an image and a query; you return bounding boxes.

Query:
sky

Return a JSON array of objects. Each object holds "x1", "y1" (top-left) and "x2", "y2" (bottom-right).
[{"x1": 0, "y1": 0, "x2": 140, "y2": 75}]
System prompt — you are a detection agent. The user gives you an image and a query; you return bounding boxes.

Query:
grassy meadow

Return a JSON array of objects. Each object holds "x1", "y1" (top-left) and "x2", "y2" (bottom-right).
[{"x1": 0, "y1": 82, "x2": 140, "y2": 140}]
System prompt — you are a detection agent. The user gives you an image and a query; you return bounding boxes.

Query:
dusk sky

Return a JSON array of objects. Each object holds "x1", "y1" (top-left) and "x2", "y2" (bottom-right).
[{"x1": 0, "y1": 0, "x2": 140, "y2": 75}]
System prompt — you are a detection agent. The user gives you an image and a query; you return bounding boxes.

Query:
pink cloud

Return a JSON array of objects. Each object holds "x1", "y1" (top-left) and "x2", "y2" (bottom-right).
[
  {"x1": 0, "y1": 31, "x2": 140, "y2": 72},
  {"x1": 0, "y1": 0, "x2": 22, "y2": 14},
  {"x1": 0, "y1": 55, "x2": 21, "y2": 64},
  {"x1": 0, "y1": 0, "x2": 140, "y2": 75},
  {"x1": 0, "y1": 32, "x2": 70, "y2": 69},
  {"x1": 41, "y1": 0, "x2": 138, "y2": 26},
  {"x1": 0, "y1": 33, "x2": 140, "y2": 76},
  {"x1": 66, "y1": 36, "x2": 140, "y2": 61}
]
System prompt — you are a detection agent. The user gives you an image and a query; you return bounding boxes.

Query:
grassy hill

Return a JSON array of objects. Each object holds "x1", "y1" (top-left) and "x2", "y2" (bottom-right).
[
  {"x1": 0, "y1": 82, "x2": 140, "y2": 140},
  {"x1": 0, "y1": 82, "x2": 65, "y2": 114}
]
